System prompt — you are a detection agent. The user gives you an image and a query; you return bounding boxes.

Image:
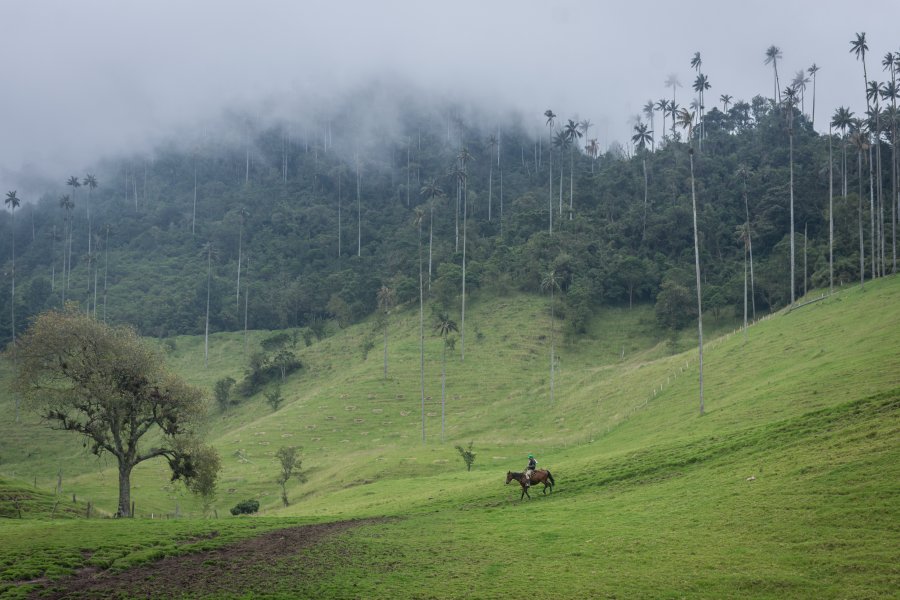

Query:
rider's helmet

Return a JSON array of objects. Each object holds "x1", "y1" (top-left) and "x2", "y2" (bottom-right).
[{"x1": 528, "y1": 453, "x2": 534, "y2": 459}]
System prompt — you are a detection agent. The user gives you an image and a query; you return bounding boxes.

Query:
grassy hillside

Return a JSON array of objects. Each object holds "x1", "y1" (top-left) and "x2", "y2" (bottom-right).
[{"x1": 0, "y1": 278, "x2": 898, "y2": 597}]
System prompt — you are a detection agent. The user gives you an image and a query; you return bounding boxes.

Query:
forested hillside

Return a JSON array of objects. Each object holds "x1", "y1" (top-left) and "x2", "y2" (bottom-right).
[{"x1": 0, "y1": 82, "x2": 895, "y2": 345}]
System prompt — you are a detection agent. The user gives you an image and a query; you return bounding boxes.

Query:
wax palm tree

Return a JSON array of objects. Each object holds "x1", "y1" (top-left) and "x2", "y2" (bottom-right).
[
  {"x1": 376, "y1": 285, "x2": 396, "y2": 379},
  {"x1": 578, "y1": 119, "x2": 593, "y2": 144},
  {"x1": 737, "y1": 166, "x2": 756, "y2": 320},
  {"x1": 632, "y1": 123, "x2": 653, "y2": 239},
  {"x1": 65, "y1": 176, "x2": 80, "y2": 290},
  {"x1": 585, "y1": 139, "x2": 599, "y2": 173},
  {"x1": 457, "y1": 146, "x2": 473, "y2": 361},
  {"x1": 764, "y1": 45, "x2": 783, "y2": 102},
  {"x1": 544, "y1": 110, "x2": 556, "y2": 233},
  {"x1": 690, "y1": 51, "x2": 702, "y2": 72},
  {"x1": 832, "y1": 106, "x2": 854, "y2": 196},
  {"x1": 882, "y1": 53, "x2": 898, "y2": 271},
  {"x1": 540, "y1": 269, "x2": 560, "y2": 405},
  {"x1": 656, "y1": 98, "x2": 669, "y2": 140},
  {"x1": 720, "y1": 94, "x2": 733, "y2": 113},
  {"x1": 564, "y1": 119, "x2": 582, "y2": 219},
  {"x1": 692, "y1": 73, "x2": 710, "y2": 150},
  {"x1": 434, "y1": 313, "x2": 458, "y2": 443},
  {"x1": 807, "y1": 63, "x2": 820, "y2": 127},
  {"x1": 828, "y1": 125, "x2": 835, "y2": 293},
  {"x1": 102, "y1": 223, "x2": 111, "y2": 321},
  {"x1": 665, "y1": 75, "x2": 682, "y2": 138},
  {"x1": 200, "y1": 241, "x2": 219, "y2": 368},
  {"x1": 413, "y1": 207, "x2": 426, "y2": 442},
  {"x1": 5, "y1": 190, "x2": 20, "y2": 342},
  {"x1": 677, "y1": 106, "x2": 704, "y2": 415},
  {"x1": 552, "y1": 130, "x2": 570, "y2": 218},
  {"x1": 850, "y1": 32, "x2": 870, "y2": 107},
  {"x1": 642, "y1": 101, "x2": 655, "y2": 150},
  {"x1": 83, "y1": 174, "x2": 97, "y2": 255},
  {"x1": 666, "y1": 101, "x2": 680, "y2": 140},
  {"x1": 850, "y1": 124, "x2": 869, "y2": 287},
  {"x1": 487, "y1": 134, "x2": 498, "y2": 221},
  {"x1": 792, "y1": 70, "x2": 810, "y2": 115},
  {"x1": 866, "y1": 82, "x2": 885, "y2": 276},
  {"x1": 236, "y1": 207, "x2": 248, "y2": 310},
  {"x1": 58, "y1": 194, "x2": 74, "y2": 302},
  {"x1": 421, "y1": 178, "x2": 444, "y2": 286},
  {"x1": 784, "y1": 85, "x2": 799, "y2": 305}
]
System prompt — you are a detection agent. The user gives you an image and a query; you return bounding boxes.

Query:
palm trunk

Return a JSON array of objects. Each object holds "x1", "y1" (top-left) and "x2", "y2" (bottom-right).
[
  {"x1": 418, "y1": 221, "x2": 425, "y2": 444},
  {"x1": 789, "y1": 117, "x2": 795, "y2": 306},
  {"x1": 859, "y1": 150, "x2": 866, "y2": 288},
  {"x1": 549, "y1": 285, "x2": 555, "y2": 405},
  {"x1": 337, "y1": 170, "x2": 342, "y2": 257},
  {"x1": 689, "y1": 148, "x2": 704, "y2": 415},
  {"x1": 870, "y1": 145, "x2": 876, "y2": 280},
  {"x1": 243, "y1": 253, "x2": 250, "y2": 356},
  {"x1": 205, "y1": 249, "x2": 211, "y2": 368},
  {"x1": 641, "y1": 156, "x2": 649, "y2": 241},
  {"x1": 428, "y1": 203, "x2": 433, "y2": 289},
  {"x1": 569, "y1": 146, "x2": 574, "y2": 220},
  {"x1": 803, "y1": 222, "x2": 808, "y2": 297},
  {"x1": 461, "y1": 174, "x2": 467, "y2": 362},
  {"x1": 236, "y1": 218, "x2": 243, "y2": 310},
  {"x1": 356, "y1": 157, "x2": 361, "y2": 257},
  {"x1": 829, "y1": 127, "x2": 834, "y2": 294},
  {"x1": 548, "y1": 142, "x2": 553, "y2": 234},
  {"x1": 488, "y1": 158, "x2": 493, "y2": 222},
  {"x1": 440, "y1": 339, "x2": 446, "y2": 443},
  {"x1": 192, "y1": 159, "x2": 198, "y2": 235},
  {"x1": 103, "y1": 227, "x2": 109, "y2": 321}
]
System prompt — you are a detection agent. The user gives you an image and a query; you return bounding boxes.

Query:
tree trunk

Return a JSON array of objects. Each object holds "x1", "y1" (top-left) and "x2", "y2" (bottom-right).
[
  {"x1": 419, "y1": 221, "x2": 425, "y2": 444},
  {"x1": 689, "y1": 149, "x2": 704, "y2": 415},
  {"x1": 829, "y1": 127, "x2": 834, "y2": 294},
  {"x1": 441, "y1": 341, "x2": 446, "y2": 443},
  {"x1": 789, "y1": 121, "x2": 795, "y2": 306},
  {"x1": 117, "y1": 461, "x2": 133, "y2": 517},
  {"x1": 461, "y1": 174, "x2": 467, "y2": 362}
]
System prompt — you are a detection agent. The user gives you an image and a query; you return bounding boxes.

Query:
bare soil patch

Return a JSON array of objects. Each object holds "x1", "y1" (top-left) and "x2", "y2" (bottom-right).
[{"x1": 29, "y1": 518, "x2": 385, "y2": 599}]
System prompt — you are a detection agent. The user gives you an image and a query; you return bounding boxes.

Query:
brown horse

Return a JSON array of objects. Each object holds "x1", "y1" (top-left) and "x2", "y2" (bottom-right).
[{"x1": 506, "y1": 470, "x2": 555, "y2": 499}]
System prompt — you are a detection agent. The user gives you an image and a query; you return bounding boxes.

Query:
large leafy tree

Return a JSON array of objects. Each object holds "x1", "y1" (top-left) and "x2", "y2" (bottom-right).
[{"x1": 12, "y1": 306, "x2": 218, "y2": 517}]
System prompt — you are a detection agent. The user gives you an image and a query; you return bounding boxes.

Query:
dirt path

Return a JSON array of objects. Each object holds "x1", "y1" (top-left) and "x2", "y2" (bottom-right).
[{"x1": 29, "y1": 518, "x2": 384, "y2": 599}]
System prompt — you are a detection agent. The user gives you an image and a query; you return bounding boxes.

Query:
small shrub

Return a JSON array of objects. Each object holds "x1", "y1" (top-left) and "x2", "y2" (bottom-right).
[
  {"x1": 261, "y1": 332, "x2": 291, "y2": 352},
  {"x1": 265, "y1": 386, "x2": 284, "y2": 412},
  {"x1": 230, "y1": 499, "x2": 259, "y2": 516},
  {"x1": 455, "y1": 441, "x2": 476, "y2": 472},
  {"x1": 213, "y1": 377, "x2": 237, "y2": 411}
]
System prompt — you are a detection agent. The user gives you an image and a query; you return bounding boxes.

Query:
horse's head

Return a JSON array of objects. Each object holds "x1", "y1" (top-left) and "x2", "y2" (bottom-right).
[{"x1": 505, "y1": 471, "x2": 513, "y2": 484}]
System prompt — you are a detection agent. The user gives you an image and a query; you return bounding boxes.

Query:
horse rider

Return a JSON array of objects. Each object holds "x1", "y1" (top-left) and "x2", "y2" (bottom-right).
[{"x1": 525, "y1": 453, "x2": 537, "y2": 487}]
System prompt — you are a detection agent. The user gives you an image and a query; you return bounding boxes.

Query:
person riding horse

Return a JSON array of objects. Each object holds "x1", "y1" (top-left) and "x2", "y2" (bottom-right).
[{"x1": 525, "y1": 453, "x2": 537, "y2": 487}]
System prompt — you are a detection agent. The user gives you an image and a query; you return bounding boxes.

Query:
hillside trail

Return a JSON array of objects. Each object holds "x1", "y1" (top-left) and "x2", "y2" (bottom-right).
[{"x1": 28, "y1": 517, "x2": 386, "y2": 599}]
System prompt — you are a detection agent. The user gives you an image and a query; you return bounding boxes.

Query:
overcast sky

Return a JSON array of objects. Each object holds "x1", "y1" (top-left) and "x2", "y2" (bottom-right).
[{"x1": 2, "y1": 0, "x2": 899, "y2": 200}]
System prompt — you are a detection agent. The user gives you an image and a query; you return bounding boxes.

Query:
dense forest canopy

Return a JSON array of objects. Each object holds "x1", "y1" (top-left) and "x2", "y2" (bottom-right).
[{"x1": 0, "y1": 68, "x2": 897, "y2": 345}]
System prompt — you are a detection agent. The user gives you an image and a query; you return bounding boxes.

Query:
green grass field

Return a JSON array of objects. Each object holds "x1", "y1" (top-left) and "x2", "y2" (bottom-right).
[{"x1": 0, "y1": 278, "x2": 898, "y2": 598}]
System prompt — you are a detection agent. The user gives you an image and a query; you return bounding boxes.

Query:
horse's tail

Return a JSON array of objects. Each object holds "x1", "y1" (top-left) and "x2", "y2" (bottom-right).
[{"x1": 547, "y1": 471, "x2": 555, "y2": 486}]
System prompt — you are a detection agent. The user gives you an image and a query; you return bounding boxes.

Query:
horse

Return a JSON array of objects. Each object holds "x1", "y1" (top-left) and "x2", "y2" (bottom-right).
[{"x1": 506, "y1": 469, "x2": 555, "y2": 500}]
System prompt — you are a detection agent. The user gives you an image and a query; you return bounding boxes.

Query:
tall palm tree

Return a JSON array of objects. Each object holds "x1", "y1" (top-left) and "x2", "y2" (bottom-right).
[
  {"x1": 642, "y1": 101, "x2": 655, "y2": 150},
  {"x1": 376, "y1": 285, "x2": 396, "y2": 379},
  {"x1": 58, "y1": 194, "x2": 74, "y2": 302},
  {"x1": 867, "y1": 83, "x2": 885, "y2": 276},
  {"x1": 200, "y1": 241, "x2": 219, "y2": 368},
  {"x1": 103, "y1": 223, "x2": 111, "y2": 322},
  {"x1": 850, "y1": 124, "x2": 869, "y2": 288},
  {"x1": 83, "y1": 174, "x2": 98, "y2": 256},
  {"x1": 585, "y1": 139, "x2": 599, "y2": 173},
  {"x1": 632, "y1": 123, "x2": 653, "y2": 240},
  {"x1": 720, "y1": 94, "x2": 733, "y2": 113},
  {"x1": 421, "y1": 178, "x2": 444, "y2": 287},
  {"x1": 487, "y1": 134, "x2": 498, "y2": 221},
  {"x1": 434, "y1": 313, "x2": 458, "y2": 443},
  {"x1": 882, "y1": 56, "x2": 898, "y2": 271},
  {"x1": 457, "y1": 146, "x2": 473, "y2": 361},
  {"x1": 655, "y1": 98, "x2": 669, "y2": 141},
  {"x1": 236, "y1": 207, "x2": 248, "y2": 310},
  {"x1": 413, "y1": 207, "x2": 426, "y2": 443},
  {"x1": 832, "y1": 107, "x2": 854, "y2": 197},
  {"x1": 552, "y1": 130, "x2": 569, "y2": 219},
  {"x1": 764, "y1": 45, "x2": 783, "y2": 103},
  {"x1": 693, "y1": 73, "x2": 710, "y2": 150},
  {"x1": 792, "y1": 70, "x2": 810, "y2": 115},
  {"x1": 578, "y1": 119, "x2": 593, "y2": 145},
  {"x1": 677, "y1": 107, "x2": 704, "y2": 415},
  {"x1": 564, "y1": 119, "x2": 582, "y2": 219},
  {"x1": 540, "y1": 269, "x2": 560, "y2": 405},
  {"x1": 544, "y1": 110, "x2": 556, "y2": 233},
  {"x1": 807, "y1": 63, "x2": 820, "y2": 127},
  {"x1": 784, "y1": 85, "x2": 799, "y2": 305},
  {"x1": 5, "y1": 190, "x2": 20, "y2": 342},
  {"x1": 737, "y1": 166, "x2": 756, "y2": 320},
  {"x1": 356, "y1": 153, "x2": 362, "y2": 257},
  {"x1": 665, "y1": 75, "x2": 682, "y2": 138},
  {"x1": 828, "y1": 126, "x2": 835, "y2": 294},
  {"x1": 65, "y1": 176, "x2": 80, "y2": 291}
]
